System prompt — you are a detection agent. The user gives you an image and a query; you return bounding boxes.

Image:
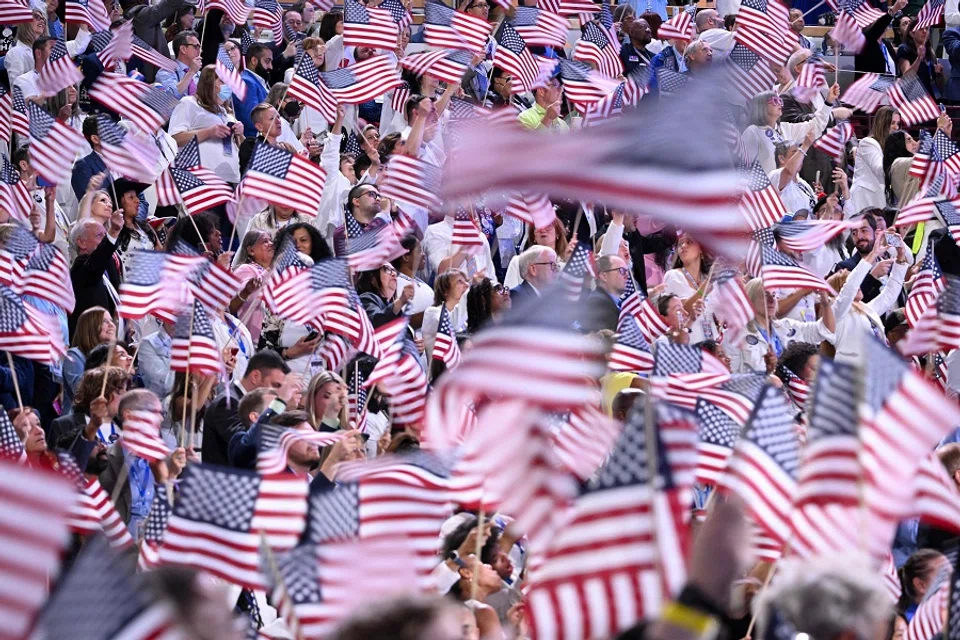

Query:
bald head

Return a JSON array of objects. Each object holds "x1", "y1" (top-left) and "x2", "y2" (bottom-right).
[{"x1": 695, "y1": 9, "x2": 722, "y2": 32}]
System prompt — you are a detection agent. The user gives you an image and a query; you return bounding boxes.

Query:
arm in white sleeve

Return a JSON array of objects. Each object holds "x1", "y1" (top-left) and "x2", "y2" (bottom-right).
[
  {"x1": 321, "y1": 132, "x2": 342, "y2": 174},
  {"x1": 948, "y1": 0, "x2": 960, "y2": 27},
  {"x1": 781, "y1": 102, "x2": 832, "y2": 143},
  {"x1": 867, "y1": 261, "x2": 908, "y2": 317},
  {"x1": 599, "y1": 220, "x2": 624, "y2": 257},
  {"x1": 832, "y1": 258, "x2": 871, "y2": 321}
]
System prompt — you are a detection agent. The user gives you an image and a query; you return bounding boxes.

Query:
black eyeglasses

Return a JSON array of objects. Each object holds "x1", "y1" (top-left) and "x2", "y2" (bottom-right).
[
  {"x1": 532, "y1": 261, "x2": 559, "y2": 271},
  {"x1": 601, "y1": 267, "x2": 629, "y2": 276}
]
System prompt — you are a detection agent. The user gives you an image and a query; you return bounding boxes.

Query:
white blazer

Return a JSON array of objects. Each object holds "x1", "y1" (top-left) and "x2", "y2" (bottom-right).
[{"x1": 847, "y1": 137, "x2": 887, "y2": 215}]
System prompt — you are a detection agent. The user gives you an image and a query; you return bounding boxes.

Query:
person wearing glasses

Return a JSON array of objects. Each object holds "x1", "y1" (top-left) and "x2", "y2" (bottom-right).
[
  {"x1": 156, "y1": 29, "x2": 203, "y2": 99},
  {"x1": 518, "y1": 76, "x2": 568, "y2": 132},
  {"x1": 332, "y1": 183, "x2": 391, "y2": 257},
  {"x1": 741, "y1": 85, "x2": 843, "y2": 174},
  {"x1": 509, "y1": 245, "x2": 559, "y2": 304},
  {"x1": 583, "y1": 255, "x2": 629, "y2": 332}
]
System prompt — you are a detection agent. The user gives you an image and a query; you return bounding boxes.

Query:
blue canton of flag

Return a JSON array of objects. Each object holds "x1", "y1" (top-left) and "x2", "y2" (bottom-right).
[
  {"x1": 653, "y1": 342, "x2": 710, "y2": 376},
  {"x1": 806, "y1": 358, "x2": 858, "y2": 442}
]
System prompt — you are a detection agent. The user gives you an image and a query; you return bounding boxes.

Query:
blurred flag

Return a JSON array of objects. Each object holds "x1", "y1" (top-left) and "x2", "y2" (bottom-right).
[
  {"x1": 555, "y1": 57, "x2": 621, "y2": 108},
  {"x1": 216, "y1": 44, "x2": 247, "y2": 101},
  {"x1": 95, "y1": 113, "x2": 160, "y2": 183},
  {"x1": 760, "y1": 243, "x2": 835, "y2": 293},
  {"x1": 36, "y1": 37, "x2": 84, "y2": 97},
  {"x1": 170, "y1": 300, "x2": 224, "y2": 375},
  {"x1": 241, "y1": 142, "x2": 327, "y2": 214},
  {"x1": 607, "y1": 315, "x2": 654, "y2": 374},
  {"x1": 423, "y1": 0, "x2": 492, "y2": 55},
  {"x1": 0, "y1": 285, "x2": 65, "y2": 364},
  {"x1": 26, "y1": 101, "x2": 85, "y2": 185},
  {"x1": 88, "y1": 72, "x2": 179, "y2": 134},
  {"x1": 916, "y1": 0, "x2": 946, "y2": 29},
  {"x1": 65, "y1": 0, "x2": 111, "y2": 32},
  {"x1": 120, "y1": 409, "x2": 170, "y2": 463},
  {"x1": 344, "y1": 0, "x2": 401, "y2": 49},
  {"x1": 510, "y1": 6, "x2": 569, "y2": 47},
  {"x1": 906, "y1": 242, "x2": 946, "y2": 328},
  {"x1": 813, "y1": 120, "x2": 855, "y2": 161},
  {"x1": 889, "y1": 73, "x2": 941, "y2": 126},
  {"x1": 657, "y1": 4, "x2": 695, "y2": 41},
  {"x1": 399, "y1": 48, "x2": 474, "y2": 84},
  {"x1": 257, "y1": 424, "x2": 344, "y2": 475},
  {"x1": 380, "y1": 155, "x2": 442, "y2": 210}
]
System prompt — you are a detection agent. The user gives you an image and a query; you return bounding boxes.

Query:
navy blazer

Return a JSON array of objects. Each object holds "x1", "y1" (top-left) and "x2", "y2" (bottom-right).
[
  {"x1": 509, "y1": 280, "x2": 540, "y2": 305},
  {"x1": 943, "y1": 28, "x2": 960, "y2": 101},
  {"x1": 70, "y1": 151, "x2": 113, "y2": 202}
]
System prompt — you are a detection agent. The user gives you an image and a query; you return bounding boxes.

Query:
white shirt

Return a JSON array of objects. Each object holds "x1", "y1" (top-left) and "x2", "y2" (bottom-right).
[
  {"x1": 422, "y1": 218, "x2": 498, "y2": 283},
  {"x1": 13, "y1": 69, "x2": 39, "y2": 100},
  {"x1": 397, "y1": 272, "x2": 434, "y2": 315},
  {"x1": 769, "y1": 168, "x2": 817, "y2": 215},
  {"x1": 168, "y1": 97, "x2": 241, "y2": 183}
]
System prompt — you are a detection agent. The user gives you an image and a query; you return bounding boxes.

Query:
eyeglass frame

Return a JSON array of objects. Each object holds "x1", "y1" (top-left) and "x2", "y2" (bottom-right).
[{"x1": 531, "y1": 261, "x2": 559, "y2": 271}]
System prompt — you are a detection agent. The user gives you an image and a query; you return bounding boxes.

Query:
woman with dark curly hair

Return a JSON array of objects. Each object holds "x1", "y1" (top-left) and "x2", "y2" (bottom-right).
[
  {"x1": 272, "y1": 222, "x2": 333, "y2": 264},
  {"x1": 465, "y1": 278, "x2": 511, "y2": 335},
  {"x1": 163, "y1": 211, "x2": 222, "y2": 257}
]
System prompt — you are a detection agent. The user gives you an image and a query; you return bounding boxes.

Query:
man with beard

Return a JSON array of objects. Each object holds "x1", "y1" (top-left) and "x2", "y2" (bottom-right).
[
  {"x1": 831, "y1": 211, "x2": 902, "y2": 304},
  {"x1": 234, "y1": 43, "x2": 274, "y2": 137}
]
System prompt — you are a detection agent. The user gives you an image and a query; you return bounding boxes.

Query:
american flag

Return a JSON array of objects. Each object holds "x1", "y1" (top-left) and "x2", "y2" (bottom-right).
[
  {"x1": 10, "y1": 85, "x2": 28, "y2": 139},
  {"x1": 65, "y1": 0, "x2": 111, "y2": 32},
  {"x1": 907, "y1": 566, "x2": 950, "y2": 640},
  {"x1": 375, "y1": 327, "x2": 428, "y2": 425},
  {"x1": 511, "y1": 6, "x2": 569, "y2": 47},
  {"x1": 916, "y1": 0, "x2": 946, "y2": 29},
  {"x1": 399, "y1": 48, "x2": 474, "y2": 84},
  {"x1": 171, "y1": 240, "x2": 244, "y2": 314},
  {"x1": 118, "y1": 250, "x2": 192, "y2": 321},
  {"x1": 526, "y1": 400, "x2": 698, "y2": 639},
  {"x1": 0, "y1": 154, "x2": 33, "y2": 223},
  {"x1": 265, "y1": 257, "x2": 358, "y2": 330},
  {"x1": 0, "y1": 285, "x2": 65, "y2": 364},
  {"x1": 774, "y1": 218, "x2": 857, "y2": 252},
  {"x1": 94, "y1": 113, "x2": 160, "y2": 183},
  {"x1": 155, "y1": 138, "x2": 235, "y2": 214},
  {"x1": 137, "y1": 482, "x2": 170, "y2": 570},
  {"x1": 380, "y1": 0, "x2": 413, "y2": 30},
  {"x1": 240, "y1": 142, "x2": 327, "y2": 214},
  {"x1": 901, "y1": 273, "x2": 960, "y2": 356},
  {"x1": 555, "y1": 57, "x2": 621, "y2": 108},
  {"x1": 841, "y1": 73, "x2": 896, "y2": 115},
  {"x1": 266, "y1": 537, "x2": 428, "y2": 640},
  {"x1": 494, "y1": 22, "x2": 553, "y2": 94},
  {"x1": 713, "y1": 268, "x2": 754, "y2": 346},
  {"x1": 432, "y1": 303, "x2": 461, "y2": 369},
  {"x1": 740, "y1": 161, "x2": 788, "y2": 230},
  {"x1": 0, "y1": 223, "x2": 36, "y2": 285},
  {"x1": 25, "y1": 101, "x2": 85, "y2": 185},
  {"x1": 582, "y1": 82, "x2": 626, "y2": 126},
  {"x1": 936, "y1": 199, "x2": 960, "y2": 245},
  {"x1": 832, "y1": 8, "x2": 867, "y2": 53},
  {"x1": 540, "y1": 0, "x2": 599, "y2": 14},
  {"x1": 66, "y1": 472, "x2": 136, "y2": 550},
  {"x1": 216, "y1": 44, "x2": 247, "y2": 101},
  {"x1": 170, "y1": 300, "x2": 224, "y2": 375},
  {"x1": 206, "y1": 0, "x2": 251, "y2": 25},
  {"x1": 746, "y1": 225, "x2": 776, "y2": 278},
  {"x1": 345, "y1": 222, "x2": 399, "y2": 272},
  {"x1": 120, "y1": 409, "x2": 170, "y2": 463},
  {"x1": 911, "y1": 129, "x2": 960, "y2": 183},
  {"x1": 0, "y1": 0, "x2": 33, "y2": 24},
  {"x1": 504, "y1": 192, "x2": 557, "y2": 229},
  {"x1": 608, "y1": 315, "x2": 655, "y2": 373},
  {"x1": 131, "y1": 34, "x2": 178, "y2": 73},
  {"x1": 896, "y1": 181, "x2": 959, "y2": 229},
  {"x1": 657, "y1": 67, "x2": 690, "y2": 96},
  {"x1": 619, "y1": 273, "x2": 670, "y2": 342},
  {"x1": 787, "y1": 358, "x2": 861, "y2": 558},
  {"x1": 252, "y1": 0, "x2": 282, "y2": 39},
  {"x1": 883, "y1": 551, "x2": 903, "y2": 603},
  {"x1": 735, "y1": 0, "x2": 793, "y2": 65},
  {"x1": 451, "y1": 207, "x2": 486, "y2": 254},
  {"x1": 257, "y1": 424, "x2": 345, "y2": 475},
  {"x1": 159, "y1": 464, "x2": 309, "y2": 589},
  {"x1": 310, "y1": 450, "x2": 453, "y2": 573},
  {"x1": 263, "y1": 238, "x2": 309, "y2": 316},
  {"x1": 443, "y1": 79, "x2": 751, "y2": 260},
  {"x1": 431, "y1": 289, "x2": 607, "y2": 415},
  {"x1": 35, "y1": 535, "x2": 182, "y2": 639},
  {"x1": 559, "y1": 239, "x2": 595, "y2": 300},
  {"x1": 840, "y1": 0, "x2": 886, "y2": 27},
  {"x1": 653, "y1": 372, "x2": 766, "y2": 425},
  {"x1": 657, "y1": 4, "x2": 695, "y2": 41},
  {"x1": 90, "y1": 23, "x2": 134, "y2": 71},
  {"x1": 288, "y1": 54, "x2": 402, "y2": 125},
  {"x1": 572, "y1": 19, "x2": 623, "y2": 78},
  {"x1": 548, "y1": 404, "x2": 623, "y2": 481},
  {"x1": 654, "y1": 338, "x2": 729, "y2": 377},
  {"x1": 794, "y1": 53, "x2": 827, "y2": 103},
  {"x1": 693, "y1": 397, "x2": 741, "y2": 485},
  {"x1": 423, "y1": 0, "x2": 492, "y2": 55},
  {"x1": 727, "y1": 42, "x2": 778, "y2": 100},
  {"x1": 858, "y1": 333, "x2": 960, "y2": 560},
  {"x1": 88, "y1": 72, "x2": 179, "y2": 134},
  {"x1": 283, "y1": 20, "x2": 305, "y2": 54},
  {"x1": 36, "y1": 37, "x2": 84, "y2": 97},
  {"x1": 380, "y1": 154, "x2": 442, "y2": 210},
  {"x1": 912, "y1": 452, "x2": 960, "y2": 537},
  {"x1": 239, "y1": 28, "x2": 256, "y2": 55},
  {"x1": 890, "y1": 73, "x2": 941, "y2": 126},
  {"x1": 0, "y1": 460, "x2": 73, "y2": 638},
  {"x1": 779, "y1": 364, "x2": 811, "y2": 412},
  {"x1": 0, "y1": 408, "x2": 23, "y2": 461},
  {"x1": 18, "y1": 241, "x2": 75, "y2": 313},
  {"x1": 0, "y1": 85, "x2": 12, "y2": 145},
  {"x1": 346, "y1": 359, "x2": 369, "y2": 433},
  {"x1": 813, "y1": 120, "x2": 854, "y2": 160},
  {"x1": 389, "y1": 80, "x2": 411, "y2": 116},
  {"x1": 344, "y1": 0, "x2": 401, "y2": 49},
  {"x1": 319, "y1": 333, "x2": 356, "y2": 373},
  {"x1": 906, "y1": 242, "x2": 946, "y2": 327},
  {"x1": 717, "y1": 385, "x2": 799, "y2": 551},
  {"x1": 760, "y1": 243, "x2": 835, "y2": 294}
]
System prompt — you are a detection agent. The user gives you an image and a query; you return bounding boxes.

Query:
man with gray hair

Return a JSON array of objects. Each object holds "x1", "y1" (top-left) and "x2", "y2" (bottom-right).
[
  {"x1": 510, "y1": 245, "x2": 558, "y2": 304},
  {"x1": 69, "y1": 216, "x2": 122, "y2": 336},
  {"x1": 683, "y1": 40, "x2": 713, "y2": 73},
  {"x1": 756, "y1": 555, "x2": 892, "y2": 640}
]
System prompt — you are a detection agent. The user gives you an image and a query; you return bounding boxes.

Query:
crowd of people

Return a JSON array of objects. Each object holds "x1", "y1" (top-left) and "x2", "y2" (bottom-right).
[{"x1": 6, "y1": 0, "x2": 960, "y2": 637}]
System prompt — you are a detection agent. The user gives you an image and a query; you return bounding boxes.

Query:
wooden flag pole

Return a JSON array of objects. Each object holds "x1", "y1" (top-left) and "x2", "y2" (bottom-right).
[
  {"x1": 5, "y1": 352, "x2": 22, "y2": 411},
  {"x1": 179, "y1": 310, "x2": 195, "y2": 448},
  {"x1": 100, "y1": 337, "x2": 118, "y2": 399}
]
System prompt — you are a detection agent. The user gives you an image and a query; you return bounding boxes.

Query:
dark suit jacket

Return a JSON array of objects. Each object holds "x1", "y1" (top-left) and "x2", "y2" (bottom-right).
[
  {"x1": 69, "y1": 235, "x2": 120, "y2": 336},
  {"x1": 943, "y1": 28, "x2": 960, "y2": 101},
  {"x1": 854, "y1": 13, "x2": 896, "y2": 75},
  {"x1": 621, "y1": 228, "x2": 677, "y2": 296},
  {"x1": 580, "y1": 288, "x2": 621, "y2": 333},
  {"x1": 48, "y1": 411, "x2": 87, "y2": 447},
  {"x1": 99, "y1": 443, "x2": 131, "y2": 523},
  {"x1": 509, "y1": 280, "x2": 540, "y2": 305},
  {"x1": 70, "y1": 151, "x2": 112, "y2": 202},
  {"x1": 201, "y1": 382, "x2": 247, "y2": 466}
]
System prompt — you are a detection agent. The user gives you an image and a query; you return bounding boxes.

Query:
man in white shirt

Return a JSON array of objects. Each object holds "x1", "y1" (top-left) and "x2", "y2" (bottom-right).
[{"x1": 13, "y1": 35, "x2": 53, "y2": 101}]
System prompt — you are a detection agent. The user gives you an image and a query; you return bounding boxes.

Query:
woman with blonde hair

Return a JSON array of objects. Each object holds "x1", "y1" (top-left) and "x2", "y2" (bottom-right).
[
  {"x1": 6, "y1": 10, "x2": 47, "y2": 85},
  {"x1": 826, "y1": 232, "x2": 908, "y2": 364},
  {"x1": 304, "y1": 370, "x2": 349, "y2": 431},
  {"x1": 503, "y1": 216, "x2": 570, "y2": 288}
]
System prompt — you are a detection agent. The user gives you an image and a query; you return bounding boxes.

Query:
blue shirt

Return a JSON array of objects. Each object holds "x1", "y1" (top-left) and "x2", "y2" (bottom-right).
[
  {"x1": 619, "y1": 0, "x2": 667, "y2": 21},
  {"x1": 156, "y1": 60, "x2": 197, "y2": 99},
  {"x1": 234, "y1": 69, "x2": 270, "y2": 138},
  {"x1": 48, "y1": 17, "x2": 63, "y2": 41},
  {"x1": 125, "y1": 451, "x2": 155, "y2": 540}
]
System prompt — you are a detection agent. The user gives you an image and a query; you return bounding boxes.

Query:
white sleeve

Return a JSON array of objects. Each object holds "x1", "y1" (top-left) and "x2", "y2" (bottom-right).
[
  {"x1": 66, "y1": 27, "x2": 91, "y2": 57},
  {"x1": 780, "y1": 102, "x2": 832, "y2": 142},
  {"x1": 321, "y1": 133, "x2": 343, "y2": 174},
  {"x1": 504, "y1": 256, "x2": 522, "y2": 289},
  {"x1": 949, "y1": 0, "x2": 960, "y2": 27},
  {"x1": 167, "y1": 100, "x2": 195, "y2": 136},
  {"x1": 740, "y1": 125, "x2": 765, "y2": 166},
  {"x1": 832, "y1": 258, "x2": 871, "y2": 321},
  {"x1": 867, "y1": 261, "x2": 907, "y2": 317},
  {"x1": 778, "y1": 317, "x2": 835, "y2": 344},
  {"x1": 599, "y1": 221, "x2": 624, "y2": 257}
]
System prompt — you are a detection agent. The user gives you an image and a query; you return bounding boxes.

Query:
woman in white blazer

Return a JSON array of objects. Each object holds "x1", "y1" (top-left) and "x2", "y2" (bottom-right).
[
  {"x1": 848, "y1": 107, "x2": 901, "y2": 215},
  {"x1": 826, "y1": 233, "x2": 909, "y2": 364}
]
